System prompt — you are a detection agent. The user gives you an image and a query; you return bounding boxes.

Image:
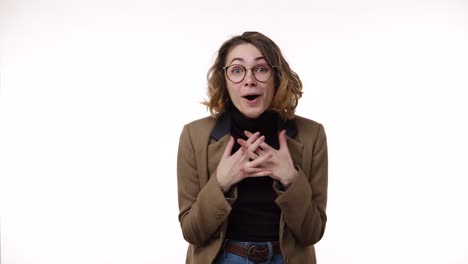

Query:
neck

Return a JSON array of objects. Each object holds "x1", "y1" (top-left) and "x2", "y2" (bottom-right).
[{"x1": 229, "y1": 105, "x2": 279, "y2": 152}]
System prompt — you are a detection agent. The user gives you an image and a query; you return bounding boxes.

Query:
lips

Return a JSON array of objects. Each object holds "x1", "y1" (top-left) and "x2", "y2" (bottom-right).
[{"x1": 243, "y1": 94, "x2": 261, "y2": 102}]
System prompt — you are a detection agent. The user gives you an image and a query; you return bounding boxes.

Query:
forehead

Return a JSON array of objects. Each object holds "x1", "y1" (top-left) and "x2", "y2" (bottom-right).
[{"x1": 226, "y1": 43, "x2": 265, "y2": 63}]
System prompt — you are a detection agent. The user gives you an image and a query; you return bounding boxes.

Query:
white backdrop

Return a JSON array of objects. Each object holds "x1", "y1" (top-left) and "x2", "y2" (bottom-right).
[{"x1": 1, "y1": 0, "x2": 467, "y2": 263}]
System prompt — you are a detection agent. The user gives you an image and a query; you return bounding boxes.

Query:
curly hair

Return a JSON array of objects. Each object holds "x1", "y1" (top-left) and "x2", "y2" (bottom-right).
[{"x1": 203, "y1": 32, "x2": 303, "y2": 120}]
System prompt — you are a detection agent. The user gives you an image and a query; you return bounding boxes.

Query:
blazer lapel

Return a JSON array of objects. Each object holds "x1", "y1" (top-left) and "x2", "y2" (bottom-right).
[
  {"x1": 287, "y1": 136, "x2": 304, "y2": 168},
  {"x1": 207, "y1": 134, "x2": 230, "y2": 177}
]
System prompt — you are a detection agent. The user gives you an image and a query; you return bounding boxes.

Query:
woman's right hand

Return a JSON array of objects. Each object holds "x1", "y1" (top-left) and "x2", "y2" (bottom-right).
[{"x1": 216, "y1": 133, "x2": 273, "y2": 193}]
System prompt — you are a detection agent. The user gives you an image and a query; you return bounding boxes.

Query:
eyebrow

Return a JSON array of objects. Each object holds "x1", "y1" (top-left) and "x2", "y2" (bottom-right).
[{"x1": 229, "y1": 56, "x2": 266, "y2": 65}]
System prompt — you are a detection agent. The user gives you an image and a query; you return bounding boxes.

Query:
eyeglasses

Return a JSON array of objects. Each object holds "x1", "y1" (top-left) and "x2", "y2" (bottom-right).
[{"x1": 222, "y1": 64, "x2": 275, "y2": 83}]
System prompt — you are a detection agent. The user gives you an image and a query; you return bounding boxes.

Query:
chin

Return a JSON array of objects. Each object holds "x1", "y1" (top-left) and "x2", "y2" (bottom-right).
[
  {"x1": 244, "y1": 113, "x2": 260, "y2": 119},
  {"x1": 240, "y1": 108, "x2": 263, "y2": 119}
]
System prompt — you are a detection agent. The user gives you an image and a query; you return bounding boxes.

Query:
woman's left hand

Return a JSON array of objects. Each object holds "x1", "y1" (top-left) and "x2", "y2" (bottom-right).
[{"x1": 237, "y1": 130, "x2": 298, "y2": 188}]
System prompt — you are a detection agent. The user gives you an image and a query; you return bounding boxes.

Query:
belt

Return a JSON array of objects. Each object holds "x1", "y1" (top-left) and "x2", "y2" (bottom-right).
[{"x1": 224, "y1": 241, "x2": 281, "y2": 263}]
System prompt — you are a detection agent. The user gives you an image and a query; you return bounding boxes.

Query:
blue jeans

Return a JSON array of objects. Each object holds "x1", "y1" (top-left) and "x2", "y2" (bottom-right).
[{"x1": 213, "y1": 239, "x2": 284, "y2": 264}]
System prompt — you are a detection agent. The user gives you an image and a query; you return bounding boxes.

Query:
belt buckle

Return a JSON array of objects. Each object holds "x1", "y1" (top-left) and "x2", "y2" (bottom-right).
[{"x1": 247, "y1": 244, "x2": 268, "y2": 263}]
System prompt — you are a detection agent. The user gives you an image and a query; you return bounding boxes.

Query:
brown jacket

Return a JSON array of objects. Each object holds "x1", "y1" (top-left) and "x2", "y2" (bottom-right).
[{"x1": 177, "y1": 113, "x2": 328, "y2": 264}]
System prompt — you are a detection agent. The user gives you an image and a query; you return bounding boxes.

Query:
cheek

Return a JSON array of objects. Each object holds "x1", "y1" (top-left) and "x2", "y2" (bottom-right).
[
  {"x1": 226, "y1": 84, "x2": 240, "y2": 101},
  {"x1": 266, "y1": 85, "x2": 275, "y2": 101},
  {"x1": 225, "y1": 84, "x2": 234, "y2": 97}
]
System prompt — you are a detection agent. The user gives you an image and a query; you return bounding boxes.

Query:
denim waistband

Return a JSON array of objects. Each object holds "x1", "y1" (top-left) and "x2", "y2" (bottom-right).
[{"x1": 220, "y1": 239, "x2": 282, "y2": 263}]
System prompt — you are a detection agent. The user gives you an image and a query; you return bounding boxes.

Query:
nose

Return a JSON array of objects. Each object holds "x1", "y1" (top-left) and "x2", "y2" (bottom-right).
[{"x1": 244, "y1": 68, "x2": 257, "y2": 87}]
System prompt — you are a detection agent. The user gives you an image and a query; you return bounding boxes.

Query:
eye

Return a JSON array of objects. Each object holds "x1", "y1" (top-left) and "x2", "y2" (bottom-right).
[
  {"x1": 255, "y1": 64, "x2": 270, "y2": 73},
  {"x1": 230, "y1": 65, "x2": 245, "y2": 75}
]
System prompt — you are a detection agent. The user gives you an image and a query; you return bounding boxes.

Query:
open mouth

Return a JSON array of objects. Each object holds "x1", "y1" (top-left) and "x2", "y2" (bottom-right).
[{"x1": 243, "y1": 94, "x2": 261, "y2": 101}]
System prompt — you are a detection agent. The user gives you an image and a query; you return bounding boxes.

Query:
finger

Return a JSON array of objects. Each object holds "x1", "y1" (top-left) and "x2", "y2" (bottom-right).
[
  {"x1": 239, "y1": 151, "x2": 249, "y2": 162},
  {"x1": 237, "y1": 138, "x2": 248, "y2": 148},
  {"x1": 238, "y1": 132, "x2": 261, "y2": 149},
  {"x1": 246, "y1": 130, "x2": 273, "y2": 152},
  {"x1": 244, "y1": 130, "x2": 254, "y2": 137},
  {"x1": 241, "y1": 140, "x2": 265, "y2": 156},
  {"x1": 248, "y1": 172, "x2": 272, "y2": 177},
  {"x1": 238, "y1": 139, "x2": 259, "y2": 160},
  {"x1": 242, "y1": 167, "x2": 272, "y2": 176},
  {"x1": 244, "y1": 131, "x2": 263, "y2": 142},
  {"x1": 259, "y1": 141, "x2": 273, "y2": 152},
  {"x1": 248, "y1": 152, "x2": 273, "y2": 168},
  {"x1": 248, "y1": 135, "x2": 264, "y2": 153},
  {"x1": 239, "y1": 138, "x2": 264, "y2": 152},
  {"x1": 242, "y1": 135, "x2": 265, "y2": 160},
  {"x1": 278, "y1": 130, "x2": 288, "y2": 150},
  {"x1": 245, "y1": 149, "x2": 259, "y2": 160},
  {"x1": 232, "y1": 146, "x2": 247, "y2": 160},
  {"x1": 254, "y1": 148, "x2": 264, "y2": 156},
  {"x1": 245, "y1": 131, "x2": 261, "y2": 144},
  {"x1": 222, "y1": 136, "x2": 235, "y2": 158},
  {"x1": 244, "y1": 130, "x2": 265, "y2": 147}
]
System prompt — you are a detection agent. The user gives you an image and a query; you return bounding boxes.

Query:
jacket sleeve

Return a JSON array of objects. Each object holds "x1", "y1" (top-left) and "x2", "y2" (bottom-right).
[
  {"x1": 274, "y1": 123, "x2": 328, "y2": 246},
  {"x1": 177, "y1": 124, "x2": 236, "y2": 246}
]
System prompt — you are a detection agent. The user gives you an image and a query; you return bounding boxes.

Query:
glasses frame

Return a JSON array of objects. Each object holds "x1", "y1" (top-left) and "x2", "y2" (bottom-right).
[{"x1": 222, "y1": 63, "x2": 276, "y2": 84}]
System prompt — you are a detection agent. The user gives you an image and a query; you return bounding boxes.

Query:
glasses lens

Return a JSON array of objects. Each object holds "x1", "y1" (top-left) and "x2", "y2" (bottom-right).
[
  {"x1": 226, "y1": 65, "x2": 245, "y2": 83},
  {"x1": 225, "y1": 64, "x2": 273, "y2": 83},
  {"x1": 253, "y1": 64, "x2": 272, "y2": 82}
]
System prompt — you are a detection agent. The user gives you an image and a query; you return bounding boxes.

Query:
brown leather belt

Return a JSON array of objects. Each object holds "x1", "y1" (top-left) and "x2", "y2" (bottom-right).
[{"x1": 224, "y1": 241, "x2": 281, "y2": 263}]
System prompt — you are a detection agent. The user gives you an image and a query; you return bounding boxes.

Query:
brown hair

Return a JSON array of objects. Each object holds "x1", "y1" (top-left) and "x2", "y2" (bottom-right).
[{"x1": 203, "y1": 31, "x2": 303, "y2": 120}]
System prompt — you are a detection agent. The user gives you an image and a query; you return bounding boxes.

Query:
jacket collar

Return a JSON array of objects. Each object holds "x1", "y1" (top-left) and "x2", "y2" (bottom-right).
[{"x1": 210, "y1": 111, "x2": 298, "y2": 141}]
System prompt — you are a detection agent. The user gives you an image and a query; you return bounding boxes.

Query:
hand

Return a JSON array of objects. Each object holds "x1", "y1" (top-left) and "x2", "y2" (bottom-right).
[
  {"x1": 216, "y1": 134, "x2": 273, "y2": 193},
  {"x1": 239, "y1": 130, "x2": 298, "y2": 188}
]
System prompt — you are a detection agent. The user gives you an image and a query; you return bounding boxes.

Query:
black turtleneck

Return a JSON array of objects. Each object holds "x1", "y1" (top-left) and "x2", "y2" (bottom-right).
[{"x1": 226, "y1": 106, "x2": 281, "y2": 242}]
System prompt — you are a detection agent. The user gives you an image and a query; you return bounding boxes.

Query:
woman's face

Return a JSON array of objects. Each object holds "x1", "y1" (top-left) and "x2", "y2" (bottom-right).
[{"x1": 224, "y1": 43, "x2": 275, "y2": 119}]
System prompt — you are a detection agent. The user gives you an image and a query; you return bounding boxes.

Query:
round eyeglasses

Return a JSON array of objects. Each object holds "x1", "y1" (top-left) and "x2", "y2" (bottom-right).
[{"x1": 222, "y1": 64, "x2": 275, "y2": 83}]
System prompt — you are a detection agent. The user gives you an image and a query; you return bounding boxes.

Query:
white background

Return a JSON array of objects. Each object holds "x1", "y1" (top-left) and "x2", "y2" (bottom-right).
[{"x1": 1, "y1": 0, "x2": 467, "y2": 263}]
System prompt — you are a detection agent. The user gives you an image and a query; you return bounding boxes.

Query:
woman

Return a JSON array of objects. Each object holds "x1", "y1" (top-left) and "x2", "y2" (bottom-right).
[{"x1": 177, "y1": 32, "x2": 328, "y2": 264}]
